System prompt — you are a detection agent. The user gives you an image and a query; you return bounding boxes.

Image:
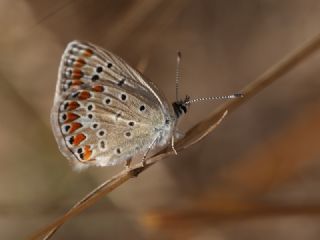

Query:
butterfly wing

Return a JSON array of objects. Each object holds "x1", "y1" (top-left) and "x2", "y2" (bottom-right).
[{"x1": 51, "y1": 41, "x2": 174, "y2": 169}]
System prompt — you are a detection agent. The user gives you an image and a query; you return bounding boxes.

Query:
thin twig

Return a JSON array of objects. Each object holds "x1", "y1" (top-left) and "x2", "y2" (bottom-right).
[{"x1": 29, "y1": 32, "x2": 320, "y2": 239}]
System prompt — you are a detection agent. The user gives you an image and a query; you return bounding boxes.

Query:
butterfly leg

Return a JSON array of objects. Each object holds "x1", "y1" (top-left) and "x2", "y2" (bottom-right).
[
  {"x1": 125, "y1": 158, "x2": 133, "y2": 170},
  {"x1": 142, "y1": 137, "x2": 159, "y2": 167},
  {"x1": 171, "y1": 136, "x2": 178, "y2": 155}
]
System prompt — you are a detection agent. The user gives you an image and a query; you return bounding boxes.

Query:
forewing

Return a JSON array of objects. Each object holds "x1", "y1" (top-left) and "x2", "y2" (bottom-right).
[{"x1": 51, "y1": 41, "x2": 166, "y2": 168}]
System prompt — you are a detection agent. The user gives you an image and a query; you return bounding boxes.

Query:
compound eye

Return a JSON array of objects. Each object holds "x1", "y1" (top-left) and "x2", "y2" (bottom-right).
[{"x1": 165, "y1": 119, "x2": 170, "y2": 125}]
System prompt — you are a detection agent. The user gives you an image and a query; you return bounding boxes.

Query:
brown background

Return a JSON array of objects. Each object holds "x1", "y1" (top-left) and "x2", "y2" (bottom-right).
[{"x1": 1, "y1": 0, "x2": 320, "y2": 239}]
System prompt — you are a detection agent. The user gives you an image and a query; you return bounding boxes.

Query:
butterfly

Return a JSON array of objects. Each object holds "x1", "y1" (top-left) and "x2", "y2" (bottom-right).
[
  {"x1": 51, "y1": 41, "x2": 241, "y2": 170},
  {"x1": 51, "y1": 41, "x2": 185, "y2": 170}
]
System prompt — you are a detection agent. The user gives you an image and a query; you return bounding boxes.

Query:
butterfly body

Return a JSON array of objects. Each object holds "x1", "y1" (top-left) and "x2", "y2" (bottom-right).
[{"x1": 51, "y1": 41, "x2": 177, "y2": 169}]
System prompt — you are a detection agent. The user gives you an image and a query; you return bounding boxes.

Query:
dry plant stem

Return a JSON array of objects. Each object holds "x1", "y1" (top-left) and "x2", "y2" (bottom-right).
[{"x1": 30, "y1": 32, "x2": 320, "y2": 240}]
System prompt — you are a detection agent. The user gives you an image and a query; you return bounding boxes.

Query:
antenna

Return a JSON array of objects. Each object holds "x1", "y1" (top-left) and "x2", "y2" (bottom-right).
[
  {"x1": 175, "y1": 51, "x2": 182, "y2": 101},
  {"x1": 185, "y1": 93, "x2": 243, "y2": 105},
  {"x1": 171, "y1": 51, "x2": 244, "y2": 119}
]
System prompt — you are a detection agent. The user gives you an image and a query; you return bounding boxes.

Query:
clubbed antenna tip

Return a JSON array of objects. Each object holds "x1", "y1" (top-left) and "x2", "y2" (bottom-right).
[
  {"x1": 177, "y1": 51, "x2": 182, "y2": 60},
  {"x1": 232, "y1": 93, "x2": 244, "y2": 98}
]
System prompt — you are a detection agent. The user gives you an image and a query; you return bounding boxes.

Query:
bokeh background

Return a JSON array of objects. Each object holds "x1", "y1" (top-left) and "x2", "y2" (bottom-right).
[{"x1": 1, "y1": 0, "x2": 320, "y2": 239}]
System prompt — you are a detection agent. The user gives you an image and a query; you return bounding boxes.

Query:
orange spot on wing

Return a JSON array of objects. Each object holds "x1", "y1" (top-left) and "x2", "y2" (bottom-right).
[
  {"x1": 67, "y1": 101, "x2": 80, "y2": 111},
  {"x1": 71, "y1": 69, "x2": 83, "y2": 79},
  {"x1": 74, "y1": 58, "x2": 86, "y2": 67},
  {"x1": 71, "y1": 80, "x2": 83, "y2": 86},
  {"x1": 92, "y1": 85, "x2": 104, "y2": 92},
  {"x1": 83, "y1": 145, "x2": 92, "y2": 161},
  {"x1": 83, "y1": 49, "x2": 93, "y2": 57},
  {"x1": 73, "y1": 133, "x2": 86, "y2": 146},
  {"x1": 69, "y1": 122, "x2": 83, "y2": 134},
  {"x1": 66, "y1": 112, "x2": 80, "y2": 123},
  {"x1": 78, "y1": 91, "x2": 91, "y2": 100}
]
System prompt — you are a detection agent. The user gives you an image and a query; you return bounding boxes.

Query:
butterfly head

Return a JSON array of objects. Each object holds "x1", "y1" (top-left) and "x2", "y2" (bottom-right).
[{"x1": 172, "y1": 95, "x2": 190, "y2": 119}]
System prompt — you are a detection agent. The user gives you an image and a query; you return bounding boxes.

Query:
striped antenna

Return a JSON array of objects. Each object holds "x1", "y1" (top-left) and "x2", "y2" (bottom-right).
[
  {"x1": 185, "y1": 93, "x2": 243, "y2": 105},
  {"x1": 175, "y1": 51, "x2": 182, "y2": 101}
]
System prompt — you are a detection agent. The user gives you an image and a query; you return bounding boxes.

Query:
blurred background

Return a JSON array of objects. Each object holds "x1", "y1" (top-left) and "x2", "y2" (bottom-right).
[{"x1": 1, "y1": 0, "x2": 320, "y2": 239}]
